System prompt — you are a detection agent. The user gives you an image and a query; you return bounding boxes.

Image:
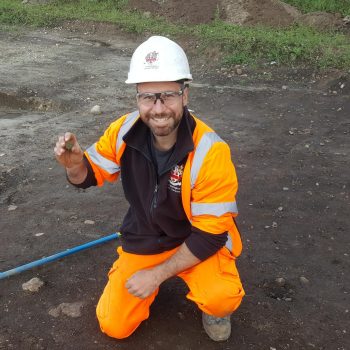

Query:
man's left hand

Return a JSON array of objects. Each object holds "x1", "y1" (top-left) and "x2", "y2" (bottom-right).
[{"x1": 125, "y1": 269, "x2": 161, "y2": 299}]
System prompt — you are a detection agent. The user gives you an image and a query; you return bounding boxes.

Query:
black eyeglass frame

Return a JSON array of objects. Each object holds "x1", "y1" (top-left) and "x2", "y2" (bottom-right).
[{"x1": 136, "y1": 85, "x2": 186, "y2": 105}]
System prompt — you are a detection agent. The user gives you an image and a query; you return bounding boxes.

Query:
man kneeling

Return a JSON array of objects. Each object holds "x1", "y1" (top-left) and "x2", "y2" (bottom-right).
[{"x1": 54, "y1": 36, "x2": 245, "y2": 342}]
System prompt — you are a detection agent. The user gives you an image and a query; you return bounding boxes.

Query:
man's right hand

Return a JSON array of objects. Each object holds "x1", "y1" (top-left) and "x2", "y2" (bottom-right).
[
  {"x1": 54, "y1": 132, "x2": 84, "y2": 169},
  {"x1": 54, "y1": 132, "x2": 88, "y2": 185}
]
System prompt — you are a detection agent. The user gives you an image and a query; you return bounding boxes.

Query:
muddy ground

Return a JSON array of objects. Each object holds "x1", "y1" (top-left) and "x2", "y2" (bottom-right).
[{"x1": 0, "y1": 23, "x2": 349, "y2": 350}]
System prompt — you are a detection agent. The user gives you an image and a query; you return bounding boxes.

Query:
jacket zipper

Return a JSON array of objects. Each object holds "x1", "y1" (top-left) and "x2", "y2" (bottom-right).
[
  {"x1": 150, "y1": 165, "x2": 159, "y2": 219},
  {"x1": 151, "y1": 160, "x2": 184, "y2": 218},
  {"x1": 126, "y1": 143, "x2": 159, "y2": 219},
  {"x1": 151, "y1": 183, "x2": 159, "y2": 211}
]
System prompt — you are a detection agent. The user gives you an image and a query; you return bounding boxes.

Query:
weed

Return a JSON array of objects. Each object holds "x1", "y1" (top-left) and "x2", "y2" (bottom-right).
[
  {"x1": 0, "y1": 0, "x2": 349, "y2": 70},
  {"x1": 284, "y1": 0, "x2": 350, "y2": 16}
]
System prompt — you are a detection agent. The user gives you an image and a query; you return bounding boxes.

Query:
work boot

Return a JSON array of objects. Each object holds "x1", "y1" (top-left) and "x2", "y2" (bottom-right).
[{"x1": 202, "y1": 312, "x2": 231, "y2": 341}]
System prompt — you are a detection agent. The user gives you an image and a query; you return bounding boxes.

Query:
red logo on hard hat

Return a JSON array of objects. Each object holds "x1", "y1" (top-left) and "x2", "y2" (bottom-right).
[{"x1": 145, "y1": 51, "x2": 159, "y2": 64}]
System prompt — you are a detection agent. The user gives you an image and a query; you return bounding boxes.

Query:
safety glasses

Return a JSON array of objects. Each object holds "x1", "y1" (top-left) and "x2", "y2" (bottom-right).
[{"x1": 136, "y1": 87, "x2": 185, "y2": 107}]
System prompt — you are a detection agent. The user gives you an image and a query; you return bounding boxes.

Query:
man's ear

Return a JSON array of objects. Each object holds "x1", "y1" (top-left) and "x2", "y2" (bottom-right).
[{"x1": 183, "y1": 87, "x2": 189, "y2": 106}]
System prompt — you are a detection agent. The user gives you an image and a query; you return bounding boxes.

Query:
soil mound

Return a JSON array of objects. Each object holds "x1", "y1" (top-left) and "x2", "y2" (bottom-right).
[
  {"x1": 127, "y1": 0, "x2": 301, "y2": 26},
  {"x1": 223, "y1": 0, "x2": 300, "y2": 27},
  {"x1": 296, "y1": 11, "x2": 344, "y2": 31},
  {"x1": 127, "y1": 0, "x2": 346, "y2": 30},
  {"x1": 22, "y1": 0, "x2": 347, "y2": 30},
  {"x1": 127, "y1": 0, "x2": 220, "y2": 24}
]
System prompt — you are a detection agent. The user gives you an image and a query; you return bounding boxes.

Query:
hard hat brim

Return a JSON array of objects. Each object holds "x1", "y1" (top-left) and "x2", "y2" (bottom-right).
[{"x1": 125, "y1": 74, "x2": 193, "y2": 84}]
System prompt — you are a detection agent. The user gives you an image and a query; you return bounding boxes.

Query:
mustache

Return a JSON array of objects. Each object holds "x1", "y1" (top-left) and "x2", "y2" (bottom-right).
[{"x1": 149, "y1": 112, "x2": 173, "y2": 118}]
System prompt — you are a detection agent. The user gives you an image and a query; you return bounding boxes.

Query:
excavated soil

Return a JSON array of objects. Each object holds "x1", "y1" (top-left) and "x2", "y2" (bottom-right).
[
  {"x1": 127, "y1": 0, "x2": 345, "y2": 29},
  {"x1": 127, "y1": 0, "x2": 299, "y2": 25},
  {"x1": 0, "y1": 13, "x2": 349, "y2": 350}
]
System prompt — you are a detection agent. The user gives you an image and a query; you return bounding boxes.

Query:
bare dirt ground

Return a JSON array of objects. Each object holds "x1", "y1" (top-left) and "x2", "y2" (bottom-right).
[
  {"x1": 0, "y1": 21, "x2": 349, "y2": 350},
  {"x1": 127, "y1": 0, "x2": 346, "y2": 30}
]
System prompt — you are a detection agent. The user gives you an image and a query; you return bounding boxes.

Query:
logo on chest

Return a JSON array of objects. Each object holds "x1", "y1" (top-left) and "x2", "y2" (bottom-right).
[{"x1": 168, "y1": 164, "x2": 184, "y2": 193}]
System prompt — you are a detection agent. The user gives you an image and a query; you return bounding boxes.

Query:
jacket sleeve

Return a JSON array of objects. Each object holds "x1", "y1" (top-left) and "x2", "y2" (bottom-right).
[
  {"x1": 190, "y1": 140, "x2": 238, "y2": 235},
  {"x1": 183, "y1": 139, "x2": 239, "y2": 260},
  {"x1": 66, "y1": 155, "x2": 97, "y2": 189},
  {"x1": 84, "y1": 116, "x2": 126, "y2": 186},
  {"x1": 185, "y1": 227, "x2": 228, "y2": 260}
]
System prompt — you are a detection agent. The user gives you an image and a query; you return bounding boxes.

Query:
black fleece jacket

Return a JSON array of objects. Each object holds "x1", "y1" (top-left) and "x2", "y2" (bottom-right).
[{"x1": 72, "y1": 108, "x2": 227, "y2": 260}]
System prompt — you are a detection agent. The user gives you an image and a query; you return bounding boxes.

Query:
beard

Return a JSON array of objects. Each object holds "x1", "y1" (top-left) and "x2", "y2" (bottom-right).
[{"x1": 142, "y1": 110, "x2": 182, "y2": 137}]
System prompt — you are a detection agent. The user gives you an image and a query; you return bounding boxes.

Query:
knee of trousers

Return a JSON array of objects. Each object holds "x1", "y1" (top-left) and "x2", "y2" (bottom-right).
[
  {"x1": 96, "y1": 289, "x2": 140, "y2": 339},
  {"x1": 201, "y1": 283, "x2": 245, "y2": 317},
  {"x1": 97, "y1": 314, "x2": 136, "y2": 339}
]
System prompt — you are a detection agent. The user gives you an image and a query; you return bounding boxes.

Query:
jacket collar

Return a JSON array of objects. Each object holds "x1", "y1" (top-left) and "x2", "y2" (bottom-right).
[{"x1": 123, "y1": 106, "x2": 195, "y2": 164}]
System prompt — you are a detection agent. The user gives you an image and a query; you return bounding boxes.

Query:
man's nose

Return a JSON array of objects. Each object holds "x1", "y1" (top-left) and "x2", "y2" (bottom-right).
[{"x1": 152, "y1": 97, "x2": 166, "y2": 113}]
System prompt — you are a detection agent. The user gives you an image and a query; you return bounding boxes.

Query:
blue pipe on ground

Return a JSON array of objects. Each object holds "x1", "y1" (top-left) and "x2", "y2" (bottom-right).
[{"x1": 0, "y1": 233, "x2": 120, "y2": 280}]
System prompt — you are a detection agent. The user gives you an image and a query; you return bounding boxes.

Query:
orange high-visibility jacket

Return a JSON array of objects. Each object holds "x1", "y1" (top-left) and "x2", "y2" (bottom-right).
[{"x1": 85, "y1": 110, "x2": 242, "y2": 257}]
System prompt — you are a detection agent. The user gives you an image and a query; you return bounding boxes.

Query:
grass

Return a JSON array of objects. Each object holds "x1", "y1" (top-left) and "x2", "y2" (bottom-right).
[
  {"x1": 0, "y1": 0, "x2": 349, "y2": 70},
  {"x1": 195, "y1": 21, "x2": 350, "y2": 69},
  {"x1": 0, "y1": 0, "x2": 168, "y2": 30},
  {"x1": 284, "y1": 0, "x2": 350, "y2": 16}
]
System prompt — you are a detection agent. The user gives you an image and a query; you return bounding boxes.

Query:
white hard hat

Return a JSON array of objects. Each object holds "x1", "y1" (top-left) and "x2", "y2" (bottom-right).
[{"x1": 125, "y1": 36, "x2": 193, "y2": 84}]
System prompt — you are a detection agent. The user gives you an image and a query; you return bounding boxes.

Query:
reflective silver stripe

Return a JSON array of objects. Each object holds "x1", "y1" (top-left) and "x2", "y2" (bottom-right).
[
  {"x1": 86, "y1": 111, "x2": 139, "y2": 174},
  {"x1": 86, "y1": 143, "x2": 120, "y2": 174},
  {"x1": 191, "y1": 201, "x2": 238, "y2": 217},
  {"x1": 116, "y1": 110, "x2": 139, "y2": 154},
  {"x1": 190, "y1": 132, "x2": 224, "y2": 189},
  {"x1": 225, "y1": 235, "x2": 232, "y2": 251}
]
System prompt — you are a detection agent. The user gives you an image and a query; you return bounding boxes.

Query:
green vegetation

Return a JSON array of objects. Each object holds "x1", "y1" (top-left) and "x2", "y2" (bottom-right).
[
  {"x1": 195, "y1": 22, "x2": 350, "y2": 69},
  {"x1": 284, "y1": 0, "x2": 350, "y2": 16},
  {"x1": 0, "y1": 0, "x2": 349, "y2": 70},
  {"x1": 0, "y1": 0, "x2": 168, "y2": 30}
]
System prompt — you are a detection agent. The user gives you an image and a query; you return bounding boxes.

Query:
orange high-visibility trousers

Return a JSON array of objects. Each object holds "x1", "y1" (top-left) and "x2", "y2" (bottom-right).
[{"x1": 96, "y1": 246, "x2": 245, "y2": 339}]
